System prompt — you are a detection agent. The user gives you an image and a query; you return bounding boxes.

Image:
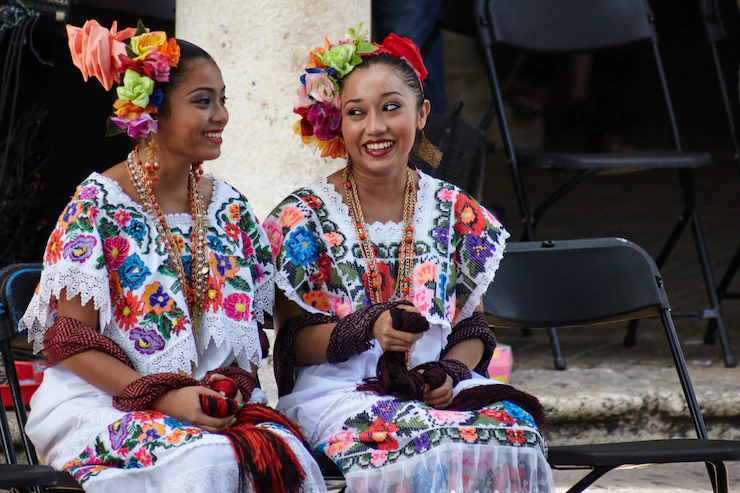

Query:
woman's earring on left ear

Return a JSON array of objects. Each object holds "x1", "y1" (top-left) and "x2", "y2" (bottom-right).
[
  {"x1": 144, "y1": 138, "x2": 160, "y2": 182},
  {"x1": 417, "y1": 131, "x2": 443, "y2": 168}
]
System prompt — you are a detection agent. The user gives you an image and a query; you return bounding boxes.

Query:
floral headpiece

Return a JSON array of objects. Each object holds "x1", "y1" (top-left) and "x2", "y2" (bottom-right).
[
  {"x1": 294, "y1": 26, "x2": 428, "y2": 159},
  {"x1": 67, "y1": 20, "x2": 180, "y2": 139}
]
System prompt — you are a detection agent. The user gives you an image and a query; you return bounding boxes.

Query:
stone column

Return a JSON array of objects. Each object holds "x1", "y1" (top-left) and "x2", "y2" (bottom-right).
[{"x1": 176, "y1": 1, "x2": 371, "y2": 220}]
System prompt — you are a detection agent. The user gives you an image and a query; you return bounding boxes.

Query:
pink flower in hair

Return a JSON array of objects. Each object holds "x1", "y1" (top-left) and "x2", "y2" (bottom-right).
[
  {"x1": 110, "y1": 113, "x2": 158, "y2": 139},
  {"x1": 142, "y1": 52, "x2": 172, "y2": 83},
  {"x1": 66, "y1": 20, "x2": 137, "y2": 91}
]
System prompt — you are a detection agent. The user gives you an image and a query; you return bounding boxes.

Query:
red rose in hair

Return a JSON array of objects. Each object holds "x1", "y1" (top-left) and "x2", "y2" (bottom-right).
[{"x1": 375, "y1": 33, "x2": 428, "y2": 81}]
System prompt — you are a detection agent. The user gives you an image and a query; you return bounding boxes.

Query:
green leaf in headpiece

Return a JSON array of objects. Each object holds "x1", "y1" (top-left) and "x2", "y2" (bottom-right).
[
  {"x1": 106, "y1": 117, "x2": 127, "y2": 137},
  {"x1": 355, "y1": 40, "x2": 378, "y2": 55},
  {"x1": 135, "y1": 19, "x2": 147, "y2": 36}
]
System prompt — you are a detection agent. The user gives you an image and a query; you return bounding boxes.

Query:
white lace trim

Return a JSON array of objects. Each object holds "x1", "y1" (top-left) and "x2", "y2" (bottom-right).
[
  {"x1": 457, "y1": 226, "x2": 510, "y2": 323},
  {"x1": 197, "y1": 312, "x2": 263, "y2": 369},
  {"x1": 90, "y1": 172, "x2": 224, "y2": 222},
  {"x1": 310, "y1": 170, "x2": 433, "y2": 238},
  {"x1": 20, "y1": 261, "x2": 111, "y2": 353}
]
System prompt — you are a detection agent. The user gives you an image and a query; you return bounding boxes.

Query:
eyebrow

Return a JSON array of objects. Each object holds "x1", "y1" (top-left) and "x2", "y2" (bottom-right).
[
  {"x1": 344, "y1": 91, "x2": 404, "y2": 106},
  {"x1": 188, "y1": 86, "x2": 227, "y2": 95}
]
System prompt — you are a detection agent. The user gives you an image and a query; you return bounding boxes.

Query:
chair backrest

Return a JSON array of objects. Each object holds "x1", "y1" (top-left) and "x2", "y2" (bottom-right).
[
  {"x1": 0, "y1": 264, "x2": 42, "y2": 342},
  {"x1": 484, "y1": 0, "x2": 656, "y2": 53},
  {"x1": 484, "y1": 238, "x2": 669, "y2": 328}
]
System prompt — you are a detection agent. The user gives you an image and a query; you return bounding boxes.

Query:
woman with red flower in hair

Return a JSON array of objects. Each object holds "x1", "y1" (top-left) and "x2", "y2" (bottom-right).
[{"x1": 268, "y1": 27, "x2": 554, "y2": 492}]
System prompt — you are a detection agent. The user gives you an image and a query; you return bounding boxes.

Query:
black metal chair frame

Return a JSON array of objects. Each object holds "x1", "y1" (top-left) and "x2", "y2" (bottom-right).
[
  {"x1": 0, "y1": 263, "x2": 81, "y2": 492},
  {"x1": 699, "y1": 0, "x2": 740, "y2": 314},
  {"x1": 483, "y1": 238, "x2": 740, "y2": 493},
  {"x1": 474, "y1": 0, "x2": 736, "y2": 370}
]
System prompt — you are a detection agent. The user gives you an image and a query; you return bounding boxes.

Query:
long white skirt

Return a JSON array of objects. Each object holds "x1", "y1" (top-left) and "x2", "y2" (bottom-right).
[{"x1": 26, "y1": 366, "x2": 327, "y2": 493}]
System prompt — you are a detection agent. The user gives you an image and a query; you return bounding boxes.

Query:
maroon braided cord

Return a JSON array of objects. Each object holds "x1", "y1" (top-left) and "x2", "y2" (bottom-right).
[
  {"x1": 43, "y1": 316, "x2": 131, "y2": 367},
  {"x1": 113, "y1": 373, "x2": 200, "y2": 411},
  {"x1": 441, "y1": 311, "x2": 496, "y2": 375},
  {"x1": 415, "y1": 358, "x2": 472, "y2": 387}
]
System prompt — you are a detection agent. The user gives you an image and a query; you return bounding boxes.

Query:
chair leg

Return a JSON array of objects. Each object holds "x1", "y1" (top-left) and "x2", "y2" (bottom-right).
[
  {"x1": 0, "y1": 341, "x2": 39, "y2": 464},
  {"x1": 548, "y1": 327, "x2": 566, "y2": 370},
  {"x1": 707, "y1": 461, "x2": 729, "y2": 493},
  {"x1": 564, "y1": 466, "x2": 615, "y2": 493},
  {"x1": 716, "y1": 244, "x2": 740, "y2": 300},
  {"x1": 0, "y1": 394, "x2": 16, "y2": 464},
  {"x1": 688, "y1": 208, "x2": 737, "y2": 367}
]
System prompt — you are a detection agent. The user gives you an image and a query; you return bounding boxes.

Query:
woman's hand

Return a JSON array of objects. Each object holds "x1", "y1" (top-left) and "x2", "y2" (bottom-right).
[
  {"x1": 206, "y1": 373, "x2": 244, "y2": 404},
  {"x1": 153, "y1": 386, "x2": 235, "y2": 432},
  {"x1": 372, "y1": 305, "x2": 424, "y2": 352},
  {"x1": 422, "y1": 374, "x2": 453, "y2": 409}
]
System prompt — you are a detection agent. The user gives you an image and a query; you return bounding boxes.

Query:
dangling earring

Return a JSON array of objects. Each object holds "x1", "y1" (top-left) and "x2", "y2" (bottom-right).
[
  {"x1": 417, "y1": 130, "x2": 443, "y2": 168},
  {"x1": 144, "y1": 137, "x2": 160, "y2": 181},
  {"x1": 191, "y1": 161, "x2": 204, "y2": 181}
]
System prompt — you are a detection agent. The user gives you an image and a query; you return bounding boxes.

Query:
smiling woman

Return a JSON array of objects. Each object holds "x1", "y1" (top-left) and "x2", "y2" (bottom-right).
[
  {"x1": 19, "y1": 19, "x2": 326, "y2": 493},
  {"x1": 269, "y1": 28, "x2": 555, "y2": 492}
]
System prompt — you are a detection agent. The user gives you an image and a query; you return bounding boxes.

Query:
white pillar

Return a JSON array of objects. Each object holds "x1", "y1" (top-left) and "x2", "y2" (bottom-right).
[{"x1": 176, "y1": 1, "x2": 371, "y2": 220}]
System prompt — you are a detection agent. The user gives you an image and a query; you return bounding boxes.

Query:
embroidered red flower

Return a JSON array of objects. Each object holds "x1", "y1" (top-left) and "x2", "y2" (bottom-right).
[
  {"x1": 454, "y1": 194, "x2": 486, "y2": 236},
  {"x1": 301, "y1": 194, "x2": 323, "y2": 209},
  {"x1": 316, "y1": 253, "x2": 334, "y2": 285},
  {"x1": 204, "y1": 276, "x2": 223, "y2": 313},
  {"x1": 103, "y1": 236, "x2": 130, "y2": 270},
  {"x1": 459, "y1": 426, "x2": 478, "y2": 443},
  {"x1": 361, "y1": 260, "x2": 395, "y2": 302},
  {"x1": 45, "y1": 228, "x2": 64, "y2": 264},
  {"x1": 358, "y1": 417, "x2": 400, "y2": 451},
  {"x1": 114, "y1": 290, "x2": 143, "y2": 331},
  {"x1": 225, "y1": 223, "x2": 240, "y2": 241},
  {"x1": 480, "y1": 409, "x2": 516, "y2": 425},
  {"x1": 506, "y1": 429, "x2": 526, "y2": 446}
]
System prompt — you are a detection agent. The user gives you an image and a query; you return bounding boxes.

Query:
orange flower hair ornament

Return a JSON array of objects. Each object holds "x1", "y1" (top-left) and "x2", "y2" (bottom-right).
[
  {"x1": 67, "y1": 19, "x2": 180, "y2": 139},
  {"x1": 294, "y1": 26, "x2": 428, "y2": 159}
]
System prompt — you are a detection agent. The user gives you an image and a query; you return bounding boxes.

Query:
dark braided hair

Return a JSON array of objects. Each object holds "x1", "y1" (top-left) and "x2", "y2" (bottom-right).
[{"x1": 341, "y1": 52, "x2": 425, "y2": 108}]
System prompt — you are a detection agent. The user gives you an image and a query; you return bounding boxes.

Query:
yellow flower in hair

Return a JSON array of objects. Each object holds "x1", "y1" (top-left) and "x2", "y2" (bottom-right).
[
  {"x1": 116, "y1": 69, "x2": 155, "y2": 108},
  {"x1": 130, "y1": 31, "x2": 167, "y2": 61}
]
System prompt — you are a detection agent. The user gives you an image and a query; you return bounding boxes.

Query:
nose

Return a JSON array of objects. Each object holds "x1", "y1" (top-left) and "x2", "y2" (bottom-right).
[
  {"x1": 365, "y1": 108, "x2": 386, "y2": 135},
  {"x1": 213, "y1": 101, "x2": 229, "y2": 127}
]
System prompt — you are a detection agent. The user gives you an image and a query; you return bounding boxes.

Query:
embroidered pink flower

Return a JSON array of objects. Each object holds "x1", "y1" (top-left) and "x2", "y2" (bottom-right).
[
  {"x1": 279, "y1": 206, "x2": 304, "y2": 230},
  {"x1": 113, "y1": 209, "x2": 132, "y2": 227},
  {"x1": 103, "y1": 236, "x2": 130, "y2": 269},
  {"x1": 332, "y1": 296, "x2": 352, "y2": 318},
  {"x1": 263, "y1": 220, "x2": 283, "y2": 258},
  {"x1": 240, "y1": 231, "x2": 254, "y2": 258},
  {"x1": 437, "y1": 188, "x2": 455, "y2": 202},
  {"x1": 413, "y1": 261, "x2": 437, "y2": 287},
  {"x1": 413, "y1": 286, "x2": 433, "y2": 314},
  {"x1": 133, "y1": 448, "x2": 153, "y2": 467},
  {"x1": 324, "y1": 232, "x2": 343, "y2": 247},
  {"x1": 429, "y1": 409, "x2": 467, "y2": 424},
  {"x1": 370, "y1": 450, "x2": 388, "y2": 467},
  {"x1": 223, "y1": 292, "x2": 251, "y2": 321}
]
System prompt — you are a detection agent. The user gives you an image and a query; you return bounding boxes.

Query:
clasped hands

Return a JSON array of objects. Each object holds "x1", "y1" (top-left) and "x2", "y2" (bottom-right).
[
  {"x1": 371, "y1": 306, "x2": 454, "y2": 409},
  {"x1": 152, "y1": 373, "x2": 243, "y2": 433}
]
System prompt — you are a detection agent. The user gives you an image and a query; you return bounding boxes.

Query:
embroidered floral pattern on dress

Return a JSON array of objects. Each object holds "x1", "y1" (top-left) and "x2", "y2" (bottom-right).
[
  {"x1": 317, "y1": 399, "x2": 548, "y2": 491},
  {"x1": 63, "y1": 410, "x2": 205, "y2": 485},
  {"x1": 266, "y1": 171, "x2": 509, "y2": 331},
  {"x1": 20, "y1": 173, "x2": 275, "y2": 375}
]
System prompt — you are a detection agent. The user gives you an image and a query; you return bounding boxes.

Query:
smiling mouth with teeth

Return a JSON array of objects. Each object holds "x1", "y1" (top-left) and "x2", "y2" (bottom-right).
[
  {"x1": 204, "y1": 131, "x2": 222, "y2": 139},
  {"x1": 364, "y1": 141, "x2": 395, "y2": 151}
]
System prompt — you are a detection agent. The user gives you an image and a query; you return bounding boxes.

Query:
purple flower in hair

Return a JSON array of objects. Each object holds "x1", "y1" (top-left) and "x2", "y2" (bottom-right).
[
  {"x1": 307, "y1": 102, "x2": 341, "y2": 141},
  {"x1": 111, "y1": 113, "x2": 158, "y2": 139}
]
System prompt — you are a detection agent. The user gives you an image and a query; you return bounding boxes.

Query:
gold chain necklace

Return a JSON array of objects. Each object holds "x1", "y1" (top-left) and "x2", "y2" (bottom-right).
[
  {"x1": 343, "y1": 166, "x2": 416, "y2": 304},
  {"x1": 126, "y1": 148, "x2": 209, "y2": 333}
]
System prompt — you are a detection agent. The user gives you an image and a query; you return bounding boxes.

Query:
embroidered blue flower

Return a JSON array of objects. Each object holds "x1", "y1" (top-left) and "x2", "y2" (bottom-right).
[
  {"x1": 164, "y1": 417, "x2": 186, "y2": 429},
  {"x1": 285, "y1": 226, "x2": 318, "y2": 266},
  {"x1": 119, "y1": 254, "x2": 151, "y2": 290},
  {"x1": 370, "y1": 400, "x2": 400, "y2": 423},
  {"x1": 412, "y1": 432, "x2": 430, "y2": 453},
  {"x1": 466, "y1": 233, "x2": 495, "y2": 263},
  {"x1": 127, "y1": 220, "x2": 146, "y2": 241},
  {"x1": 502, "y1": 401, "x2": 535, "y2": 426},
  {"x1": 208, "y1": 234, "x2": 226, "y2": 253},
  {"x1": 433, "y1": 226, "x2": 449, "y2": 245}
]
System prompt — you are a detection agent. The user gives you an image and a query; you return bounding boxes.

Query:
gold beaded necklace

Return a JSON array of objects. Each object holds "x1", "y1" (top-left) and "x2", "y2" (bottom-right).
[
  {"x1": 343, "y1": 165, "x2": 416, "y2": 304},
  {"x1": 126, "y1": 148, "x2": 209, "y2": 333}
]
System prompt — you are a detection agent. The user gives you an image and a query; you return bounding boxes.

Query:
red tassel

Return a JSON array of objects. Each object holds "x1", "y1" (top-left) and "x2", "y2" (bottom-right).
[{"x1": 211, "y1": 377, "x2": 239, "y2": 398}]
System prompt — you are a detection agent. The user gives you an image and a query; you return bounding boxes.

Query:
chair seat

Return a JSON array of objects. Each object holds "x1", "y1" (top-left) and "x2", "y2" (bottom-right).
[
  {"x1": 550, "y1": 439, "x2": 740, "y2": 467},
  {"x1": 47, "y1": 471, "x2": 84, "y2": 491},
  {"x1": 517, "y1": 151, "x2": 712, "y2": 171},
  {"x1": 0, "y1": 464, "x2": 57, "y2": 488}
]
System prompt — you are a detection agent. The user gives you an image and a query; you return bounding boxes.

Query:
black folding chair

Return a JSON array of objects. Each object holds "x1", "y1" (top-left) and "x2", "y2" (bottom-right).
[
  {"x1": 483, "y1": 238, "x2": 740, "y2": 492},
  {"x1": 698, "y1": 0, "x2": 740, "y2": 335},
  {"x1": 474, "y1": 0, "x2": 736, "y2": 370},
  {"x1": 0, "y1": 263, "x2": 83, "y2": 492}
]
